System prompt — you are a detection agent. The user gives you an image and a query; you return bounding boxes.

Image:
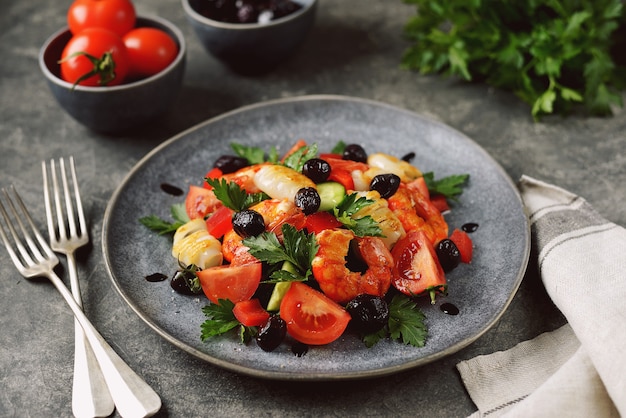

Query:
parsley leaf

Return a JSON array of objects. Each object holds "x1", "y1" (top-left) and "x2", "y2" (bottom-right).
[
  {"x1": 362, "y1": 294, "x2": 428, "y2": 348},
  {"x1": 333, "y1": 193, "x2": 383, "y2": 237},
  {"x1": 230, "y1": 143, "x2": 266, "y2": 164},
  {"x1": 243, "y1": 224, "x2": 318, "y2": 282},
  {"x1": 205, "y1": 178, "x2": 268, "y2": 211},
  {"x1": 200, "y1": 299, "x2": 240, "y2": 340},
  {"x1": 401, "y1": 0, "x2": 626, "y2": 118},
  {"x1": 139, "y1": 203, "x2": 189, "y2": 235},
  {"x1": 331, "y1": 140, "x2": 347, "y2": 154},
  {"x1": 282, "y1": 143, "x2": 318, "y2": 172},
  {"x1": 422, "y1": 172, "x2": 469, "y2": 201}
]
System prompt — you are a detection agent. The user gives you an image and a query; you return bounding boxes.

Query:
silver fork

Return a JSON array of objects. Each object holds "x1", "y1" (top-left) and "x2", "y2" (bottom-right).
[
  {"x1": 43, "y1": 157, "x2": 114, "y2": 418},
  {"x1": 0, "y1": 185, "x2": 162, "y2": 418}
]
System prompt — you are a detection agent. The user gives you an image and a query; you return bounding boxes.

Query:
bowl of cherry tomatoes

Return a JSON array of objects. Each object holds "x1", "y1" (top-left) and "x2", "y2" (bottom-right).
[
  {"x1": 39, "y1": 0, "x2": 186, "y2": 134},
  {"x1": 181, "y1": 0, "x2": 316, "y2": 75}
]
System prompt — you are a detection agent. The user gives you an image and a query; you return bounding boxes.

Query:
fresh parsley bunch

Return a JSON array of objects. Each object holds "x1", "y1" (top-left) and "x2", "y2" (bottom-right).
[{"x1": 401, "y1": 0, "x2": 626, "y2": 118}]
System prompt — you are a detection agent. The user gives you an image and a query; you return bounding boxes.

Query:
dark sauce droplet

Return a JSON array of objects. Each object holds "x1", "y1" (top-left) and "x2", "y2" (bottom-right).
[
  {"x1": 292, "y1": 342, "x2": 309, "y2": 357},
  {"x1": 462, "y1": 222, "x2": 479, "y2": 233},
  {"x1": 440, "y1": 302, "x2": 459, "y2": 315},
  {"x1": 160, "y1": 183, "x2": 184, "y2": 196},
  {"x1": 145, "y1": 272, "x2": 168, "y2": 282}
]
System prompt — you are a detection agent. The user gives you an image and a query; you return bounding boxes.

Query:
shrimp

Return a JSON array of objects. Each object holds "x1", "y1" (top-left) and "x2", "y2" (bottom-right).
[
  {"x1": 221, "y1": 198, "x2": 306, "y2": 264},
  {"x1": 311, "y1": 229, "x2": 394, "y2": 304},
  {"x1": 387, "y1": 182, "x2": 448, "y2": 245},
  {"x1": 221, "y1": 163, "x2": 267, "y2": 193}
]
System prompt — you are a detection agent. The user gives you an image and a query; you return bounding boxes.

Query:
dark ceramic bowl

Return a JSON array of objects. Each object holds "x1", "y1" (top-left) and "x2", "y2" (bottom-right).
[
  {"x1": 182, "y1": 0, "x2": 316, "y2": 74},
  {"x1": 39, "y1": 15, "x2": 186, "y2": 134}
]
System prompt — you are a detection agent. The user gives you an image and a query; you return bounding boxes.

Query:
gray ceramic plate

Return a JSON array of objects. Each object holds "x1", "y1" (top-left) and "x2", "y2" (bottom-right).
[{"x1": 102, "y1": 95, "x2": 529, "y2": 380}]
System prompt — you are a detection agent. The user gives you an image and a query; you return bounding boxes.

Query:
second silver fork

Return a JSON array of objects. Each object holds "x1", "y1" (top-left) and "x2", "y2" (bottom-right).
[{"x1": 43, "y1": 157, "x2": 114, "y2": 418}]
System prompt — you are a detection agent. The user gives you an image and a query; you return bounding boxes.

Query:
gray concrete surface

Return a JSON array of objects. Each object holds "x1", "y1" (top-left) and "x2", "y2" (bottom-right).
[{"x1": 1, "y1": 0, "x2": 625, "y2": 417}]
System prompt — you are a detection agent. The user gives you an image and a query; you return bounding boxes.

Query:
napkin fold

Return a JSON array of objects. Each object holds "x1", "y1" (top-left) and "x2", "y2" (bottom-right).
[{"x1": 457, "y1": 175, "x2": 626, "y2": 417}]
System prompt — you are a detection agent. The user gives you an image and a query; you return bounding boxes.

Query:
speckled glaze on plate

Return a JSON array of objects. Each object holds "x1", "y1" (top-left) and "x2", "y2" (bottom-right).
[{"x1": 102, "y1": 95, "x2": 529, "y2": 380}]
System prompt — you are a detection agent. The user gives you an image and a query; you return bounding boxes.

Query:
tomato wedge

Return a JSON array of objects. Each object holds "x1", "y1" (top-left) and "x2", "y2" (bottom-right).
[
  {"x1": 430, "y1": 194, "x2": 450, "y2": 212},
  {"x1": 391, "y1": 230, "x2": 447, "y2": 304},
  {"x1": 185, "y1": 185, "x2": 220, "y2": 219},
  {"x1": 232, "y1": 299, "x2": 270, "y2": 327},
  {"x1": 450, "y1": 228, "x2": 473, "y2": 263},
  {"x1": 203, "y1": 167, "x2": 223, "y2": 189},
  {"x1": 279, "y1": 282, "x2": 351, "y2": 345},
  {"x1": 204, "y1": 206, "x2": 233, "y2": 239},
  {"x1": 197, "y1": 262, "x2": 262, "y2": 304},
  {"x1": 304, "y1": 211, "x2": 342, "y2": 234}
]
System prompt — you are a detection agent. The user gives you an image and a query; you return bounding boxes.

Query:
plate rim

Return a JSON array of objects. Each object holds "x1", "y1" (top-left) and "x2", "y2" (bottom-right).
[{"x1": 101, "y1": 94, "x2": 530, "y2": 380}]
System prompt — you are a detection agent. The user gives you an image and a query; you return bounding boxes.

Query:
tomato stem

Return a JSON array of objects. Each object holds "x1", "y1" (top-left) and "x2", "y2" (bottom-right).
[{"x1": 58, "y1": 50, "x2": 117, "y2": 89}]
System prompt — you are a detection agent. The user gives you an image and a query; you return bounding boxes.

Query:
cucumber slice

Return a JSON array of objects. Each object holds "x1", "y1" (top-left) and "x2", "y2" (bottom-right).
[
  {"x1": 266, "y1": 261, "x2": 297, "y2": 311},
  {"x1": 317, "y1": 181, "x2": 346, "y2": 212}
]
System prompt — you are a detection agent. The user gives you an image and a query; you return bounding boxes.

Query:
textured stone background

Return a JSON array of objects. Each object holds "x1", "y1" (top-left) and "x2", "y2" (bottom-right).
[{"x1": 1, "y1": 0, "x2": 624, "y2": 417}]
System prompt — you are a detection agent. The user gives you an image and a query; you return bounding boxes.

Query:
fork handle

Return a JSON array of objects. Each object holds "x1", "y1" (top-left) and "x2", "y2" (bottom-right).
[{"x1": 48, "y1": 270, "x2": 162, "y2": 418}]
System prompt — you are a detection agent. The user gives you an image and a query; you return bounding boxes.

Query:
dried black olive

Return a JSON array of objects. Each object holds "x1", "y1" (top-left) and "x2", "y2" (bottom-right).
[
  {"x1": 436, "y1": 238, "x2": 460, "y2": 272},
  {"x1": 256, "y1": 315, "x2": 287, "y2": 352},
  {"x1": 302, "y1": 158, "x2": 331, "y2": 183},
  {"x1": 369, "y1": 173, "x2": 401, "y2": 199},
  {"x1": 232, "y1": 209, "x2": 265, "y2": 237},
  {"x1": 213, "y1": 155, "x2": 249, "y2": 174},
  {"x1": 345, "y1": 294, "x2": 389, "y2": 334},
  {"x1": 294, "y1": 187, "x2": 321, "y2": 215},
  {"x1": 342, "y1": 143, "x2": 368, "y2": 163}
]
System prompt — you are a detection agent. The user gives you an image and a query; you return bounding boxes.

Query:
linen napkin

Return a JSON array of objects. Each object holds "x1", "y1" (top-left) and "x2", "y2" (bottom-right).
[{"x1": 457, "y1": 175, "x2": 626, "y2": 417}]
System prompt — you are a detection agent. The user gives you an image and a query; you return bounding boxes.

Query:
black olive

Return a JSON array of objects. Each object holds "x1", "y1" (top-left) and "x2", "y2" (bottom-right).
[
  {"x1": 342, "y1": 144, "x2": 368, "y2": 163},
  {"x1": 436, "y1": 238, "x2": 460, "y2": 272},
  {"x1": 302, "y1": 158, "x2": 331, "y2": 183},
  {"x1": 345, "y1": 294, "x2": 389, "y2": 334},
  {"x1": 401, "y1": 152, "x2": 416, "y2": 162},
  {"x1": 170, "y1": 267, "x2": 200, "y2": 295},
  {"x1": 256, "y1": 315, "x2": 287, "y2": 352},
  {"x1": 232, "y1": 209, "x2": 265, "y2": 238},
  {"x1": 213, "y1": 155, "x2": 249, "y2": 174},
  {"x1": 369, "y1": 173, "x2": 401, "y2": 199},
  {"x1": 294, "y1": 187, "x2": 321, "y2": 215}
]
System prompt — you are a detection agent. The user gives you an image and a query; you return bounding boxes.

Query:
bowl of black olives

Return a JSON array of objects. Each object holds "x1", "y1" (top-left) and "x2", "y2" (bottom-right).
[{"x1": 182, "y1": 0, "x2": 317, "y2": 74}]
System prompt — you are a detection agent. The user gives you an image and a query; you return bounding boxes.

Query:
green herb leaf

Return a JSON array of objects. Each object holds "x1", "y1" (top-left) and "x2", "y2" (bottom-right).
[
  {"x1": 282, "y1": 143, "x2": 318, "y2": 172},
  {"x1": 230, "y1": 143, "x2": 266, "y2": 164},
  {"x1": 422, "y1": 172, "x2": 469, "y2": 201},
  {"x1": 243, "y1": 224, "x2": 318, "y2": 282},
  {"x1": 139, "y1": 215, "x2": 183, "y2": 235},
  {"x1": 200, "y1": 299, "x2": 240, "y2": 340},
  {"x1": 333, "y1": 193, "x2": 383, "y2": 237},
  {"x1": 362, "y1": 294, "x2": 428, "y2": 348},
  {"x1": 171, "y1": 203, "x2": 190, "y2": 224},
  {"x1": 205, "y1": 177, "x2": 267, "y2": 211}
]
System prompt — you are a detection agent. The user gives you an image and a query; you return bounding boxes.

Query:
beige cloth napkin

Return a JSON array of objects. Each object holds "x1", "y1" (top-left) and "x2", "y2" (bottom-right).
[{"x1": 457, "y1": 175, "x2": 626, "y2": 417}]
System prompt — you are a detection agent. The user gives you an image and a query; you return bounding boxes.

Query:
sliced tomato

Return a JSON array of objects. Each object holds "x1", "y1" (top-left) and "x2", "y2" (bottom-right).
[
  {"x1": 319, "y1": 153, "x2": 342, "y2": 160},
  {"x1": 327, "y1": 168, "x2": 354, "y2": 191},
  {"x1": 391, "y1": 230, "x2": 447, "y2": 304},
  {"x1": 412, "y1": 176, "x2": 430, "y2": 199},
  {"x1": 205, "y1": 206, "x2": 233, "y2": 239},
  {"x1": 232, "y1": 299, "x2": 270, "y2": 327},
  {"x1": 185, "y1": 184, "x2": 220, "y2": 219},
  {"x1": 304, "y1": 211, "x2": 342, "y2": 234},
  {"x1": 203, "y1": 167, "x2": 223, "y2": 189},
  {"x1": 450, "y1": 228, "x2": 473, "y2": 263},
  {"x1": 430, "y1": 194, "x2": 450, "y2": 212},
  {"x1": 324, "y1": 157, "x2": 369, "y2": 173},
  {"x1": 279, "y1": 282, "x2": 351, "y2": 345},
  {"x1": 197, "y1": 262, "x2": 262, "y2": 304}
]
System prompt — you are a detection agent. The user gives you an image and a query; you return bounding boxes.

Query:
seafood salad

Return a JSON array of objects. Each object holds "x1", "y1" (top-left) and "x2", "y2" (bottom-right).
[{"x1": 141, "y1": 140, "x2": 473, "y2": 352}]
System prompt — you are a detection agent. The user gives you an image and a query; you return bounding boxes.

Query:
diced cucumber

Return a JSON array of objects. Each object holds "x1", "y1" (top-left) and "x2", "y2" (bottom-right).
[
  {"x1": 266, "y1": 261, "x2": 296, "y2": 311},
  {"x1": 317, "y1": 181, "x2": 346, "y2": 212}
]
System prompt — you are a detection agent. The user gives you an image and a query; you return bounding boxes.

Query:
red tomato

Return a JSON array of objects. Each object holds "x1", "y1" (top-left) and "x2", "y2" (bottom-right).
[
  {"x1": 185, "y1": 185, "x2": 220, "y2": 219},
  {"x1": 232, "y1": 299, "x2": 270, "y2": 327},
  {"x1": 279, "y1": 282, "x2": 351, "y2": 345},
  {"x1": 280, "y1": 139, "x2": 308, "y2": 162},
  {"x1": 204, "y1": 206, "x2": 233, "y2": 239},
  {"x1": 430, "y1": 194, "x2": 450, "y2": 212},
  {"x1": 391, "y1": 230, "x2": 447, "y2": 304},
  {"x1": 327, "y1": 168, "x2": 354, "y2": 191},
  {"x1": 203, "y1": 167, "x2": 223, "y2": 189},
  {"x1": 67, "y1": 0, "x2": 136, "y2": 37},
  {"x1": 304, "y1": 211, "x2": 342, "y2": 234},
  {"x1": 60, "y1": 27, "x2": 129, "y2": 87},
  {"x1": 197, "y1": 262, "x2": 262, "y2": 304},
  {"x1": 450, "y1": 229, "x2": 473, "y2": 263},
  {"x1": 123, "y1": 27, "x2": 178, "y2": 79}
]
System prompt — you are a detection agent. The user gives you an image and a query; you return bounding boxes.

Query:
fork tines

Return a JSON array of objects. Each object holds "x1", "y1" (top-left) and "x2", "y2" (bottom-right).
[
  {"x1": 43, "y1": 157, "x2": 87, "y2": 244},
  {"x1": 0, "y1": 186, "x2": 59, "y2": 276}
]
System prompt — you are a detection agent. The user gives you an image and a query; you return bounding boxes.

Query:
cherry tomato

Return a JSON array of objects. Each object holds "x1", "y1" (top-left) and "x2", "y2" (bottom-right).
[
  {"x1": 279, "y1": 282, "x2": 351, "y2": 345},
  {"x1": 197, "y1": 262, "x2": 262, "y2": 304},
  {"x1": 449, "y1": 228, "x2": 473, "y2": 263},
  {"x1": 304, "y1": 211, "x2": 342, "y2": 234},
  {"x1": 391, "y1": 230, "x2": 447, "y2": 304},
  {"x1": 123, "y1": 27, "x2": 178, "y2": 79},
  {"x1": 232, "y1": 299, "x2": 270, "y2": 327},
  {"x1": 67, "y1": 0, "x2": 136, "y2": 37},
  {"x1": 204, "y1": 206, "x2": 233, "y2": 239},
  {"x1": 60, "y1": 27, "x2": 129, "y2": 87},
  {"x1": 184, "y1": 185, "x2": 221, "y2": 219},
  {"x1": 203, "y1": 167, "x2": 223, "y2": 189}
]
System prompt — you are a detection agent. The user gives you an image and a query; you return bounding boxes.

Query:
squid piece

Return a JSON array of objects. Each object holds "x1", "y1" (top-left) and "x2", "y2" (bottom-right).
[
  {"x1": 253, "y1": 164, "x2": 316, "y2": 201},
  {"x1": 172, "y1": 219, "x2": 223, "y2": 269}
]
